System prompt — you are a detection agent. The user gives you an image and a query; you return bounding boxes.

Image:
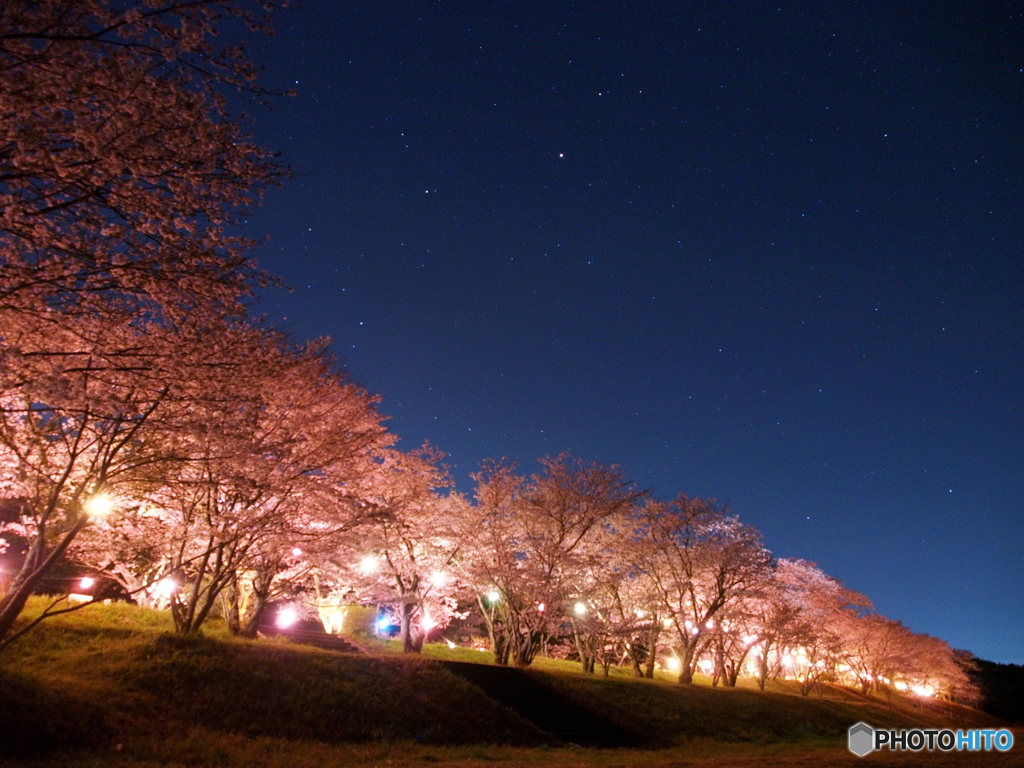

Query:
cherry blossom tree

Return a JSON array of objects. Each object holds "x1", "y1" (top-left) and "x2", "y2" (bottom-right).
[
  {"x1": 562, "y1": 511, "x2": 653, "y2": 675},
  {"x1": 0, "y1": 313, "x2": 262, "y2": 645},
  {"x1": 72, "y1": 336, "x2": 392, "y2": 635},
  {"x1": 0, "y1": 0, "x2": 284, "y2": 646},
  {"x1": 210, "y1": 342, "x2": 393, "y2": 637},
  {"x1": 1, "y1": 0, "x2": 284, "y2": 323},
  {"x1": 765, "y1": 559, "x2": 870, "y2": 695},
  {"x1": 746, "y1": 559, "x2": 815, "y2": 690},
  {"x1": 707, "y1": 596, "x2": 763, "y2": 687},
  {"x1": 317, "y1": 446, "x2": 470, "y2": 653},
  {"x1": 902, "y1": 635, "x2": 979, "y2": 703},
  {"x1": 631, "y1": 495, "x2": 771, "y2": 684},
  {"x1": 464, "y1": 455, "x2": 644, "y2": 667}
]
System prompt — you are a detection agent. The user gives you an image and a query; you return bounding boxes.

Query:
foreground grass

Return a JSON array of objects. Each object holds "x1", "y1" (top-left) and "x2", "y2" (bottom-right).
[
  {"x1": 0, "y1": 599, "x2": 1018, "y2": 767},
  {"x1": 7, "y1": 732, "x2": 1024, "y2": 768}
]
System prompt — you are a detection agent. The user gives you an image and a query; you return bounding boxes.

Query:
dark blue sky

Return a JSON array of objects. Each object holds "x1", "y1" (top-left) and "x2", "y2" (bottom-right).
[{"x1": 241, "y1": 1, "x2": 1023, "y2": 663}]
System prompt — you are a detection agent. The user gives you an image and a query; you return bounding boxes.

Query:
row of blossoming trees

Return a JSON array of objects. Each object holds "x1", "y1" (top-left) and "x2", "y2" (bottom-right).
[
  {"x1": 327, "y1": 460, "x2": 975, "y2": 702},
  {"x1": 0, "y1": 0, "x2": 976, "y2": 704}
]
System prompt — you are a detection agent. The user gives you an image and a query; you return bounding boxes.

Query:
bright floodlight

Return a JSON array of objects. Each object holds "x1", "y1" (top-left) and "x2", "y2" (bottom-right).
[
  {"x1": 665, "y1": 657, "x2": 681, "y2": 672},
  {"x1": 358, "y1": 554, "x2": 379, "y2": 574},
  {"x1": 421, "y1": 612, "x2": 436, "y2": 631},
  {"x1": 84, "y1": 493, "x2": 114, "y2": 518},
  {"x1": 154, "y1": 577, "x2": 177, "y2": 598},
  {"x1": 573, "y1": 601, "x2": 587, "y2": 616},
  {"x1": 276, "y1": 607, "x2": 299, "y2": 629},
  {"x1": 486, "y1": 590, "x2": 500, "y2": 604},
  {"x1": 291, "y1": 547, "x2": 303, "y2": 557},
  {"x1": 79, "y1": 576, "x2": 95, "y2": 589}
]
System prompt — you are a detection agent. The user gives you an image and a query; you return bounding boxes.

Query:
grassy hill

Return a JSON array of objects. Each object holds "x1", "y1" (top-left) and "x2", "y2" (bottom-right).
[{"x1": 0, "y1": 600, "x2": 1015, "y2": 767}]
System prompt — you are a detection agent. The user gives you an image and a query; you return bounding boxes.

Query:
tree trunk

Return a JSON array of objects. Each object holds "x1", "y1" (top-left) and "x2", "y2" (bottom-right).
[
  {"x1": 240, "y1": 571, "x2": 272, "y2": 638},
  {"x1": 644, "y1": 623, "x2": 660, "y2": 678},
  {"x1": 221, "y1": 577, "x2": 241, "y2": 635},
  {"x1": 629, "y1": 641, "x2": 644, "y2": 677},
  {"x1": 677, "y1": 642, "x2": 697, "y2": 684},
  {"x1": 756, "y1": 638, "x2": 773, "y2": 691},
  {"x1": 513, "y1": 630, "x2": 542, "y2": 667},
  {"x1": 494, "y1": 630, "x2": 509, "y2": 665},
  {"x1": 0, "y1": 517, "x2": 86, "y2": 648},
  {"x1": 398, "y1": 601, "x2": 424, "y2": 653}
]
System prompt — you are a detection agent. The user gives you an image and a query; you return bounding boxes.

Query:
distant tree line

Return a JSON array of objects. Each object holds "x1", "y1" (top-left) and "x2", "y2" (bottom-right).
[{"x1": 0, "y1": 0, "x2": 978, "y2": 706}]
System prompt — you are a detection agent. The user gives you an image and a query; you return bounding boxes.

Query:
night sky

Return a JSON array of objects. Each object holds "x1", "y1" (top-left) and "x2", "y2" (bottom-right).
[{"x1": 240, "y1": 2, "x2": 1023, "y2": 664}]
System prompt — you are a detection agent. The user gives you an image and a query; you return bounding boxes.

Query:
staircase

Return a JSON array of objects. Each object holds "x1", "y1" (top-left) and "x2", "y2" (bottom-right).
[{"x1": 258, "y1": 625, "x2": 365, "y2": 654}]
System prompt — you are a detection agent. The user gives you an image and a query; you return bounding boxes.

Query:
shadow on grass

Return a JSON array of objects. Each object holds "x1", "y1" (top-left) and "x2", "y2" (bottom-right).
[{"x1": 0, "y1": 667, "x2": 112, "y2": 758}]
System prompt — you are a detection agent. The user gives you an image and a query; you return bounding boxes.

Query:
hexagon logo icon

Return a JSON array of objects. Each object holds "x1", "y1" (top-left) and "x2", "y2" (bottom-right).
[{"x1": 848, "y1": 722, "x2": 875, "y2": 757}]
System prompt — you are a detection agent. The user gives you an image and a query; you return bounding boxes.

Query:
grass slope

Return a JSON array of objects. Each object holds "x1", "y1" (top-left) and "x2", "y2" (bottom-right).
[{"x1": 0, "y1": 600, "x2": 1016, "y2": 768}]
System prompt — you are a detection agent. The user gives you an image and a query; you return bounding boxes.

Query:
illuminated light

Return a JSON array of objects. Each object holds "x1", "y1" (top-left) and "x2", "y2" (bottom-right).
[
  {"x1": 276, "y1": 607, "x2": 299, "y2": 629},
  {"x1": 358, "y1": 554, "x2": 380, "y2": 574},
  {"x1": 706, "y1": 619, "x2": 714, "y2": 629},
  {"x1": 319, "y1": 604, "x2": 345, "y2": 635},
  {"x1": 815, "y1": 660, "x2": 825, "y2": 668},
  {"x1": 837, "y1": 663, "x2": 851, "y2": 672},
  {"x1": 662, "y1": 618, "x2": 673, "y2": 628},
  {"x1": 635, "y1": 609, "x2": 646, "y2": 619},
  {"x1": 742, "y1": 634, "x2": 758, "y2": 646},
  {"x1": 665, "y1": 656, "x2": 681, "y2": 673},
  {"x1": 536, "y1": 602, "x2": 545, "y2": 612},
  {"x1": 291, "y1": 547, "x2": 303, "y2": 557},
  {"x1": 895, "y1": 681, "x2": 908, "y2": 691},
  {"x1": 154, "y1": 577, "x2": 177, "y2": 598},
  {"x1": 376, "y1": 616, "x2": 392, "y2": 632},
  {"x1": 486, "y1": 590, "x2": 500, "y2": 604},
  {"x1": 782, "y1": 654, "x2": 795, "y2": 668},
  {"x1": 68, "y1": 593, "x2": 92, "y2": 604},
  {"x1": 79, "y1": 577, "x2": 96, "y2": 589},
  {"x1": 445, "y1": 639, "x2": 457, "y2": 649},
  {"x1": 684, "y1": 620, "x2": 694, "y2": 631},
  {"x1": 574, "y1": 601, "x2": 587, "y2": 616},
  {"x1": 421, "y1": 612, "x2": 436, "y2": 631},
  {"x1": 911, "y1": 684, "x2": 935, "y2": 698},
  {"x1": 84, "y1": 493, "x2": 114, "y2": 518},
  {"x1": 429, "y1": 571, "x2": 447, "y2": 587}
]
